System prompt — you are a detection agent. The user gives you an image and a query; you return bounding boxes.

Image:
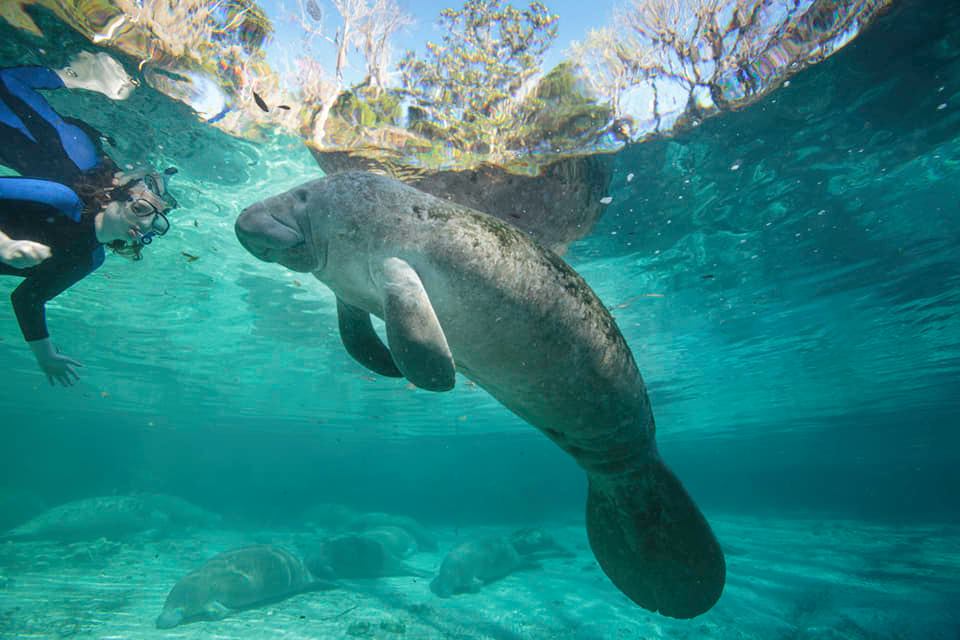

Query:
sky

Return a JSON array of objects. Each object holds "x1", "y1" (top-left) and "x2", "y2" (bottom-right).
[{"x1": 258, "y1": 0, "x2": 617, "y2": 89}]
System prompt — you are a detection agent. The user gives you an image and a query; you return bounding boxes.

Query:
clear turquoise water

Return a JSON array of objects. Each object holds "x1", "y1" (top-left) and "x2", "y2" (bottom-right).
[{"x1": 1, "y1": 1, "x2": 958, "y2": 638}]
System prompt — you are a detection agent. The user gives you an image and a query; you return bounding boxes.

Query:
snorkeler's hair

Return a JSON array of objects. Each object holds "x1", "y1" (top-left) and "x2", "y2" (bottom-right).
[{"x1": 71, "y1": 159, "x2": 144, "y2": 261}]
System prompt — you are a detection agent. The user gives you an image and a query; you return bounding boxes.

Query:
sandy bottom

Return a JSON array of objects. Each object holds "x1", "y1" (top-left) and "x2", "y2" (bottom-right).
[{"x1": 0, "y1": 514, "x2": 957, "y2": 639}]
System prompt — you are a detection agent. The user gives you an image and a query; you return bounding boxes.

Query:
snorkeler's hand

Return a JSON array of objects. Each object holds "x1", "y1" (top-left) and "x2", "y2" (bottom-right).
[
  {"x1": 0, "y1": 239, "x2": 52, "y2": 268},
  {"x1": 28, "y1": 338, "x2": 83, "y2": 387},
  {"x1": 57, "y1": 51, "x2": 136, "y2": 100}
]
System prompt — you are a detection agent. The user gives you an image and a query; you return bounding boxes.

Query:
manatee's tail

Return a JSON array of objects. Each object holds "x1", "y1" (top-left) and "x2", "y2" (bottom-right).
[{"x1": 585, "y1": 457, "x2": 725, "y2": 619}]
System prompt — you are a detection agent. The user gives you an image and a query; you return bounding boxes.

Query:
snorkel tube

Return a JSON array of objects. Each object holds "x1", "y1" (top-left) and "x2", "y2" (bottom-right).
[{"x1": 135, "y1": 229, "x2": 159, "y2": 245}]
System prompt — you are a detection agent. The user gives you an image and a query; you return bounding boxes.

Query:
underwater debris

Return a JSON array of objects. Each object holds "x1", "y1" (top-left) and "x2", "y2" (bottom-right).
[
  {"x1": 181, "y1": 252, "x2": 200, "y2": 262},
  {"x1": 253, "y1": 91, "x2": 269, "y2": 112}
]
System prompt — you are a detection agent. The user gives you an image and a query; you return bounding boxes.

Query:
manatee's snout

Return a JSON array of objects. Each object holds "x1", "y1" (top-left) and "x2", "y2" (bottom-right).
[
  {"x1": 236, "y1": 200, "x2": 322, "y2": 272},
  {"x1": 155, "y1": 607, "x2": 184, "y2": 629},
  {"x1": 235, "y1": 203, "x2": 304, "y2": 262}
]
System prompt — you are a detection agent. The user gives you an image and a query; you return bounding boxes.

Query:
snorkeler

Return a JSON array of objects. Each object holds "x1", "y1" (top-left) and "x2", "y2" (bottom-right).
[{"x1": 0, "y1": 52, "x2": 178, "y2": 386}]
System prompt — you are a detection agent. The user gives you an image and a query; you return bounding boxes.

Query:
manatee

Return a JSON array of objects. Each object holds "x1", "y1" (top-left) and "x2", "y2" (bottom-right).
[
  {"x1": 235, "y1": 171, "x2": 725, "y2": 618},
  {"x1": 509, "y1": 528, "x2": 574, "y2": 558},
  {"x1": 430, "y1": 537, "x2": 541, "y2": 597},
  {"x1": 341, "y1": 512, "x2": 438, "y2": 551},
  {"x1": 304, "y1": 532, "x2": 429, "y2": 580},
  {"x1": 1, "y1": 493, "x2": 220, "y2": 542},
  {"x1": 362, "y1": 525, "x2": 418, "y2": 558},
  {"x1": 1, "y1": 495, "x2": 169, "y2": 542},
  {"x1": 155, "y1": 544, "x2": 334, "y2": 629}
]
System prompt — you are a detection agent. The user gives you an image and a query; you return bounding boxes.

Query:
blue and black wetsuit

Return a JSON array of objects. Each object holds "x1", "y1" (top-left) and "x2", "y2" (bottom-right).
[{"x1": 0, "y1": 66, "x2": 110, "y2": 342}]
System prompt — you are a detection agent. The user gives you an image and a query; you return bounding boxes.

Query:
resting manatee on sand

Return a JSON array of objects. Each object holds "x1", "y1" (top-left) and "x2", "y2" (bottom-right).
[
  {"x1": 341, "y1": 511, "x2": 437, "y2": 551},
  {"x1": 1, "y1": 493, "x2": 220, "y2": 542},
  {"x1": 304, "y1": 531, "x2": 429, "y2": 580},
  {"x1": 155, "y1": 545, "x2": 334, "y2": 628},
  {"x1": 430, "y1": 531, "x2": 574, "y2": 597},
  {"x1": 235, "y1": 171, "x2": 725, "y2": 618}
]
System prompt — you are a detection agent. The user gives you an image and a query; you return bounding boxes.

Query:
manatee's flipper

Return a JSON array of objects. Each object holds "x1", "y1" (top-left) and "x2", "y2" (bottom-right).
[
  {"x1": 204, "y1": 601, "x2": 231, "y2": 621},
  {"x1": 336, "y1": 297, "x2": 403, "y2": 377},
  {"x1": 380, "y1": 257, "x2": 455, "y2": 391},
  {"x1": 155, "y1": 608, "x2": 184, "y2": 629},
  {"x1": 585, "y1": 458, "x2": 725, "y2": 619}
]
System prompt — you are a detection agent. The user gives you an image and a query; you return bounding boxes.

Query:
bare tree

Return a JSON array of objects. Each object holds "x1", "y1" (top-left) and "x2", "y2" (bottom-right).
[
  {"x1": 295, "y1": 55, "x2": 341, "y2": 145},
  {"x1": 603, "y1": 0, "x2": 891, "y2": 132},
  {"x1": 291, "y1": 0, "x2": 364, "y2": 144},
  {"x1": 567, "y1": 26, "x2": 647, "y2": 118},
  {"x1": 618, "y1": 0, "x2": 739, "y2": 114},
  {"x1": 356, "y1": 0, "x2": 413, "y2": 95}
]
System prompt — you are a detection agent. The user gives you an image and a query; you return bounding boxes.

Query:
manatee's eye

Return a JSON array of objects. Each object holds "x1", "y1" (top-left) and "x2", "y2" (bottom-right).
[{"x1": 295, "y1": 189, "x2": 308, "y2": 204}]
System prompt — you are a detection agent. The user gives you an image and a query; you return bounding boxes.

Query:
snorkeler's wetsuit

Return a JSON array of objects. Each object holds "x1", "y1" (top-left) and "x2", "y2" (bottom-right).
[{"x1": 0, "y1": 66, "x2": 108, "y2": 342}]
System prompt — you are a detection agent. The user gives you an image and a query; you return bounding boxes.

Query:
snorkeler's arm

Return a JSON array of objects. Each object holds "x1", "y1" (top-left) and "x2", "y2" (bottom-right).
[
  {"x1": 0, "y1": 179, "x2": 85, "y2": 267},
  {"x1": 28, "y1": 337, "x2": 82, "y2": 387},
  {"x1": 9, "y1": 253, "x2": 100, "y2": 342},
  {"x1": 11, "y1": 254, "x2": 96, "y2": 385}
]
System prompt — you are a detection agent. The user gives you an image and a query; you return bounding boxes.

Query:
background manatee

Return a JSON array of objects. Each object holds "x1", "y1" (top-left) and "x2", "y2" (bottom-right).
[
  {"x1": 430, "y1": 537, "x2": 540, "y2": 597},
  {"x1": 341, "y1": 511, "x2": 438, "y2": 551},
  {"x1": 304, "y1": 532, "x2": 430, "y2": 580},
  {"x1": 1, "y1": 495, "x2": 169, "y2": 542},
  {"x1": 1, "y1": 493, "x2": 221, "y2": 542},
  {"x1": 155, "y1": 544, "x2": 334, "y2": 629}
]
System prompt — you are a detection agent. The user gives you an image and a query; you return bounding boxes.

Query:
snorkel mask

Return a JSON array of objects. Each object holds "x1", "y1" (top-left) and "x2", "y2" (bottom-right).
[{"x1": 114, "y1": 167, "x2": 178, "y2": 246}]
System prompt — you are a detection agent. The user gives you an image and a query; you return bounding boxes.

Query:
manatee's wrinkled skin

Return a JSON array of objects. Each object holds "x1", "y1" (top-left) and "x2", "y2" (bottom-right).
[
  {"x1": 0, "y1": 494, "x2": 217, "y2": 542},
  {"x1": 430, "y1": 537, "x2": 536, "y2": 597},
  {"x1": 304, "y1": 532, "x2": 429, "y2": 580},
  {"x1": 509, "y1": 528, "x2": 574, "y2": 557},
  {"x1": 235, "y1": 172, "x2": 725, "y2": 618},
  {"x1": 309, "y1": 150, "x2": 615, "y2": 254},
  {"x1": 155, "y1": 545, "x2": 333, "y2": 629}
]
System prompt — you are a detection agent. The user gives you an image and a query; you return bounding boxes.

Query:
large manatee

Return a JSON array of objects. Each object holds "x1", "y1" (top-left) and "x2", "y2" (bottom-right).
[{"x1": 235, "y1": 171, "x2": 725, "y2": 618}]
